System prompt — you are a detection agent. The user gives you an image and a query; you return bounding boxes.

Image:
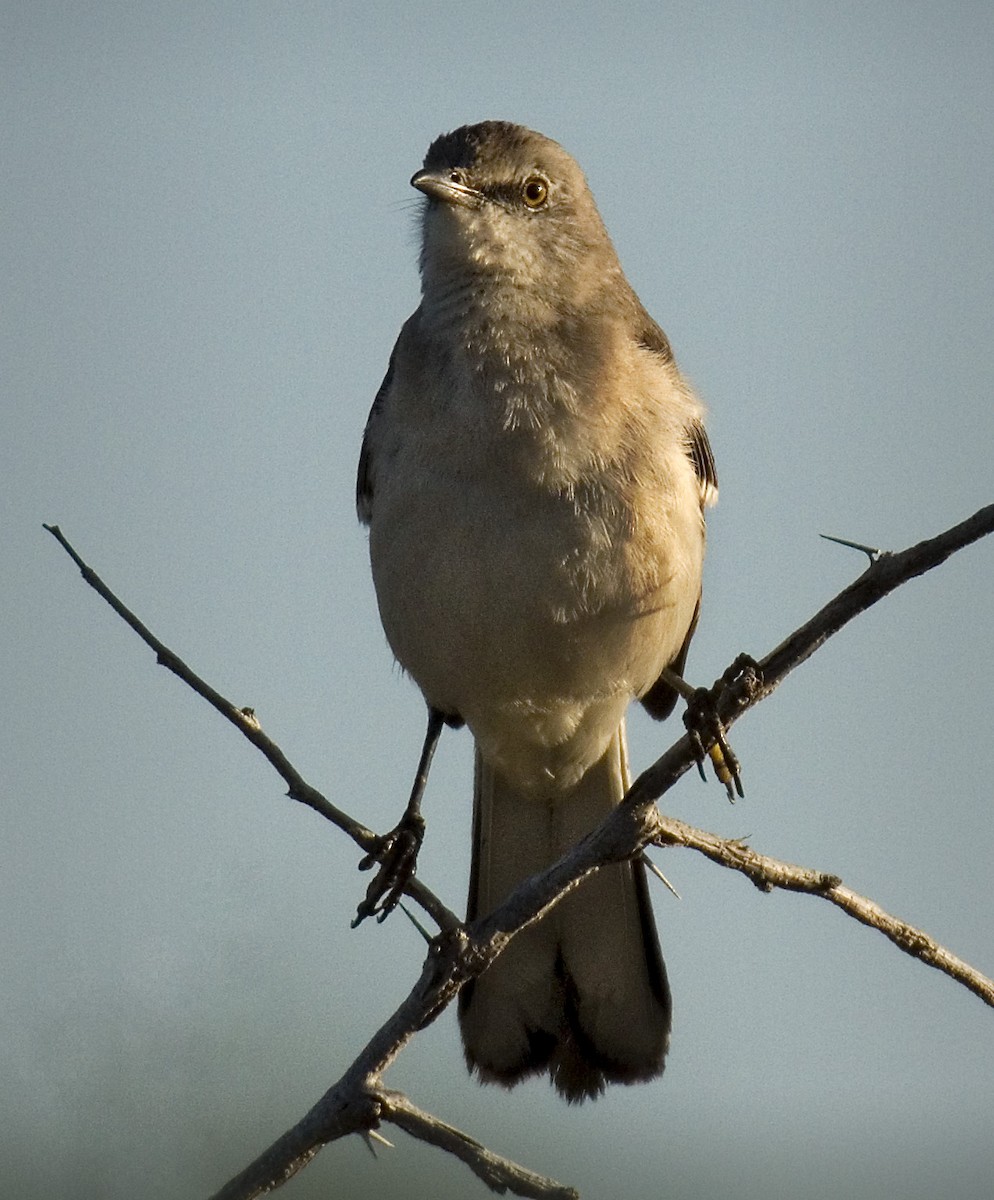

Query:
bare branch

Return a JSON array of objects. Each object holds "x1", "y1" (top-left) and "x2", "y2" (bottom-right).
[
  {"x1": 380, "y1": 1092, "x2": 579, "y2": 1199},
  {"x1": 208, "y1": 1082, "x2": 368, "y2": 1200},
  {"x1": 759, "y1": 503, "x2": 994, "y2": 697},
  {"x1": 651, "y1": 816, "x2": 994, "y2": 1007},
  {"x1": 203, "y1": 924, "x2": 576, "y2": 1200},
  {"x1": 45, "y1": 506, "x2": 994, "y2": 1198},
  {"x1": 626, "y1": 503, "x2": 994, "y2": 806},
  {"x1": 41, "y1": 523, "x2": 459, "y2": 935}
]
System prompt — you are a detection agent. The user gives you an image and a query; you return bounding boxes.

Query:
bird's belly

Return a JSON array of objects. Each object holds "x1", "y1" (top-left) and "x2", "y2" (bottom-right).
[{"x1": 369, "y1": 473, "x2": 700, "y2": 789}]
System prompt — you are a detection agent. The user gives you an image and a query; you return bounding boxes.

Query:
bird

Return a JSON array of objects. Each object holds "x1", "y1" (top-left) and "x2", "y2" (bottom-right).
[{"x1": 357, "y1": 120, "x2": 717, "y2": 1102}]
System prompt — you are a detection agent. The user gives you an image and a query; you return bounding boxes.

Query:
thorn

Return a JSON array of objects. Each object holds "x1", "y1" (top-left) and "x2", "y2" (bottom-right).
[
  {"x1": 641, "y1": 853, "x2": 681, "y2": 900},
  {"x1": 398, "y1": 902, "x2": 433, "y2": 943},
  {"x1": 820, "y1": 533, "x2": 880, "y2": 564},
  {"x1": 360, "y1": 1129, "x2": 395, "y2": 1157}
]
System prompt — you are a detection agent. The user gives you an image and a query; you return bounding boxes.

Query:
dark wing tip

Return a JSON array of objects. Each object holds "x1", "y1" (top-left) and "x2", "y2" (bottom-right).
[{"x1": 688, "y1": 419, "x2": 718, "y2": 506}]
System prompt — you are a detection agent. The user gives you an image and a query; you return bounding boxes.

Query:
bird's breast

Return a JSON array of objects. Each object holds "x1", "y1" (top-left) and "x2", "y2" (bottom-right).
[{"x1": 370, "y1": 428, "x2": 699, "y2": 715}]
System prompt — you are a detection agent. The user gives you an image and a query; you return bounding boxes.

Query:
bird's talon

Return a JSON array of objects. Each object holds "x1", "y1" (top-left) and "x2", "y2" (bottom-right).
[
  {"x1": 685, "y1": 719, "x2": 709, "y2": 780},
  {"x1": 683, "y1": 682, "x2": 744, "y2": 799},
  {"x1": 352, "y1": 819, "x2": 425, "y2": 927}
]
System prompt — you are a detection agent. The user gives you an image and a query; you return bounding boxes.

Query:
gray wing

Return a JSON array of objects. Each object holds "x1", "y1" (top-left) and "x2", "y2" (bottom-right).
[
  {"x1": 634, "y1": 302, "x2": 718, "y2": 505},
  {"x1": 634, "y1": 305, "x2": 717, "y2": 718},
  {"x1": 356, "y1": 352, "x2": 396, "y2": 526}
]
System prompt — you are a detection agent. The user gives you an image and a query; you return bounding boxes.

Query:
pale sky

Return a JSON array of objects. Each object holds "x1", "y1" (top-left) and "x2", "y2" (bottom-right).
[{"x1": 4, "y1": 3, "x2": 993, "y2": 1198}]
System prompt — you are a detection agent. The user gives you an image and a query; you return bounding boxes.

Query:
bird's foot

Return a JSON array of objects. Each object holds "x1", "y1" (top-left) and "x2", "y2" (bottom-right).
[
  {"x1": 683, "y1": 655, "x2": 760, "y2": 802},
  {"x1": 352, "y1": 810, "x2": 426, "y2": 927}
]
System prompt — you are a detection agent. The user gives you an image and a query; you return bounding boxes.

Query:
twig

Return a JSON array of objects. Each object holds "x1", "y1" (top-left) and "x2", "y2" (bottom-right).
[
  {"x1": 380, "y1": 1092, "x2": 579, "y2": 1199},
  {"x1": 41, "y1": 524, "x2": 459, "y2": 935},
  {"x1": 651, "y1": 816, "x2": 994, "y2": 1006},
  {"x1": 626, "y1": 503, "x2": 994, "y2": 807}
]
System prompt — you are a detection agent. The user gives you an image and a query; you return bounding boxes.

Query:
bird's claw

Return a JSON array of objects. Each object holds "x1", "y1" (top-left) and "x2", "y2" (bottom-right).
[
  {"x1": 682, "y1": 657, "x2": 759, "y2": 803},
  {"x1": 352, "y1": 812, "x2": 426, "y2": 927}
]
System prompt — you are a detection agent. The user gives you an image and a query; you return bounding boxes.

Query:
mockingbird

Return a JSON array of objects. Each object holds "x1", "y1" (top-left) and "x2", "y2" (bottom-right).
[{"x1": 357, "y1": 120, "x2": 717, "y2": 1102}]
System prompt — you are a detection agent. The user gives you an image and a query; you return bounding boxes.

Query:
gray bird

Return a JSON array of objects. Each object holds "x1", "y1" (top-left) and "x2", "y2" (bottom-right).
[{"x1": 357, "y1": 120, "x2": 717, "y2": 1102}]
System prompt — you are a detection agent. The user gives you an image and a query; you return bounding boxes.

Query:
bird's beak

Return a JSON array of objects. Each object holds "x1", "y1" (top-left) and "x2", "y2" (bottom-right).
[{"x1": 410, "y1": 169, "x2": 482, "y2": 208}]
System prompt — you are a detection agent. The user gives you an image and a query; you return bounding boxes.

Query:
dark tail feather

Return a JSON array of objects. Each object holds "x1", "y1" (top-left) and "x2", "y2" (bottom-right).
[{"x1": 459, "y1": 725, "x2": 671, "y2": 1102}]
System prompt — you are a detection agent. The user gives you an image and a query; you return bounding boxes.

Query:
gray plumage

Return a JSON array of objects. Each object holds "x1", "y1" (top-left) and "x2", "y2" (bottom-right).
[{"x1": 358, "y1": 121, "x2": 716, "y2": 1101}]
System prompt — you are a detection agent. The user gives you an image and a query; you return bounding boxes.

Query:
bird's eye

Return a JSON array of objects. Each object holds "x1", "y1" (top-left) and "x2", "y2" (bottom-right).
[{"x1": 521, "y1": 176, "x2": 549, "y2": 208}]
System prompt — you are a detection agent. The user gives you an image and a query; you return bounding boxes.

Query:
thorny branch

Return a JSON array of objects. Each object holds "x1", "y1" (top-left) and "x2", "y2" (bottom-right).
[{"x1": 44, "y1": 504, "x2": 994, "y2": 1199}]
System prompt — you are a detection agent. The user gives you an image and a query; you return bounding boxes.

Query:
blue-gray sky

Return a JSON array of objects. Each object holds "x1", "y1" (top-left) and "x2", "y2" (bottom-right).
[{"x1": 4, "y1": 3, "x2": 993, "y2": 1198}]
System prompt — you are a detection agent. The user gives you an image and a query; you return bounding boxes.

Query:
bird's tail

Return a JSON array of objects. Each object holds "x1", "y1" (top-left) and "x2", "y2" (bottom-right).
[{"x1": 459, "y1": 723, "x2": 671, "y2": 1102}]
